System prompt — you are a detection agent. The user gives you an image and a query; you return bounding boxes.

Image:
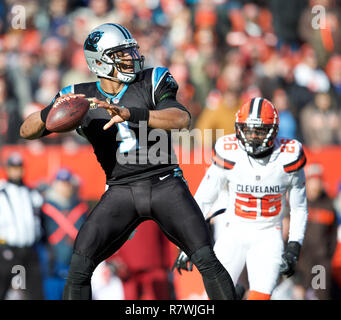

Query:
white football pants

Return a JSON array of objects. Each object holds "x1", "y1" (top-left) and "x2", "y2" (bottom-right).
[{"x1": 214, "y1": 221, "x2": 284, "y2": 295}]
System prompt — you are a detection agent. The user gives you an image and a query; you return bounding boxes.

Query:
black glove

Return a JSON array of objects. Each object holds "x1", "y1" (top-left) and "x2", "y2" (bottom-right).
[
  {"x1": 279, "y1": 241, "x2": 301, "y2": 278},
  {"x1": 172, "y1": 250, "x2": 193, "y2": 275}
]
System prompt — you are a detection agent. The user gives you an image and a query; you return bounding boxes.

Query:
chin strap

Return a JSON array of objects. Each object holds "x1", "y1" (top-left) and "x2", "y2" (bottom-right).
[
  {"x1": 99, "y1": 71, "x2": 136, "y2": 84},
  {"x1": 117, "y1": 71, "x2": 136, "y2": 83}
]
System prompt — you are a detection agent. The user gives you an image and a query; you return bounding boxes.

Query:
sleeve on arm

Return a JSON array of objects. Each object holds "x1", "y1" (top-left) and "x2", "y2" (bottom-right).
[
  {"x1": 152, "y1": 68, "x2": 191, "y2": 117},
  {"x1": 194, "y1": 163, "x2": 227, "y2": 218},
  {"x1": 287, "y1": 168, "x2": 308, "y2": 245}
]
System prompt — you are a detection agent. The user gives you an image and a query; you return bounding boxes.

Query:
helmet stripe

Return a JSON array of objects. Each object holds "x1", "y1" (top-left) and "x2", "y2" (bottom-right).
[
  {"x1": 257, "y1": 98, "x2": 264, "y2": 118},
  {"x1": 114, "y1": 24, "x2": 131, "y2": 39},
  {"x1": 249, "y1": 97, "x2": 262, "y2": 119},
  {"x1": 121, "y1": 25, "x2": 133, "y2": 39},
  {"x1": 248, "y1": 98, "x2": 256, "y2": 117}
]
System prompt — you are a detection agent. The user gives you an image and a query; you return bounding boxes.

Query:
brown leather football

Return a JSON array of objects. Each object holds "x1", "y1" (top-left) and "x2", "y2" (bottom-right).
[{"x1": 46, "y1": 96, "x2": 90, "y2": 132}]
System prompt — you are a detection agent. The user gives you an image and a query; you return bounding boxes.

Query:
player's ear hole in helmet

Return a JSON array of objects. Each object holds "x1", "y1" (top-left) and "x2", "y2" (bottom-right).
[
  {"x1": 84, "y1": 23, "x2": 145, "y2": 83},
  {"x1": 235, "y1": 97, "x2": 279, "y2": 158}
]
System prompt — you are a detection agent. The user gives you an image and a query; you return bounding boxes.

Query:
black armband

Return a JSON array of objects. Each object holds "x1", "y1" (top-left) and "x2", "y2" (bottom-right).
[
  {"x1": 127, "y1": 107, "x2": 150, "y2": 124},
  {"x1": 40, "y1": 104, "x2": 53, "y2": 123}
]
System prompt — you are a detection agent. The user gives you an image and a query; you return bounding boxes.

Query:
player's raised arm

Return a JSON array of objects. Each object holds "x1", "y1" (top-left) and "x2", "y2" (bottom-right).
[
  {"x1": 92, "y1": 98, "x2": 190, "y2": 131},
  {"x1": 148, "y1": 107, "x2": 190, "y2": 130},
  {"x1": 20, "y1": 93, "x2": 86, "y2": 140},
  {"x1": 20, "y1": 110, "x2": 47, "y2": 140},
  {"x1": 148, "y1": 68, "x2": 191, "y2": 130}
]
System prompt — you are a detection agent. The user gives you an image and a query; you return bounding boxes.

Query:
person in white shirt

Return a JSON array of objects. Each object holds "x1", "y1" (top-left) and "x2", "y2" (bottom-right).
[
  {"x1": 0, "y1": 152, "x2": 44, "y2": 299},
  {"x1": 173, "y1": 97, "x2": 308, "y2": 300}
]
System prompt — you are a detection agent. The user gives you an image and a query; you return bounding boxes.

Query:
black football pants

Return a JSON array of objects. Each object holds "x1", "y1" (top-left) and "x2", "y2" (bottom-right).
[{"x1": 63, "y1": 169, "x2": 236, "y2": 300}]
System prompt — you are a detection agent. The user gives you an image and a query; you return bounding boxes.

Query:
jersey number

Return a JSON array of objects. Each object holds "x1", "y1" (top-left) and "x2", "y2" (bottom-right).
[
  {"x1": 108, "y1": 95, "x2": 139, "y2": 153},
  {"x1": 117, "y1": 122, "x2": 139, "y2": 153},
  {"x1": 223, "y1": 136, "x2": 238, "y2": 150},
  {"x1": 235, "y1": 193, "x2": 282, "y2": 219},
  {"x1": 280, "y1": 139, "x2": 295, "y2": 153}
]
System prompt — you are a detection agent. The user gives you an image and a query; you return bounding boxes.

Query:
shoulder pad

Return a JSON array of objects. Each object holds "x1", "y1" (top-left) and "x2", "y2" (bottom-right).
[
  {"x1": 151, "y1": 67, "x2": 170, "y2": 106},
  {"x1": 59, "y1": 82, "x2": 97, "y2": 97},
  {"x1": 59, "y1": 84, "x2": 75, "y2": 96},
  {"x1": 279, "y1": 138, "x2": 307, "y2": 173},
  {"x1": 212, "y1": 134, "x2": 239, "y2": 170}
]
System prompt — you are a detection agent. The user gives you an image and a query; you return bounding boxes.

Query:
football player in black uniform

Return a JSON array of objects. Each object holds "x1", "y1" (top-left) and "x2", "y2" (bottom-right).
[{"x1": 20, "y1": 23, "x2": 236, "y2": 300}]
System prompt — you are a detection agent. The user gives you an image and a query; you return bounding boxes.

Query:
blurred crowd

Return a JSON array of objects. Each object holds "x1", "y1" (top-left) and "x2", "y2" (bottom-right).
[
  {"x1": 1, "y1": 0, "x2": 341, "y2": 300},
  {"x1": 0, "y1": 0, "x2": 340, "y2": 149}
]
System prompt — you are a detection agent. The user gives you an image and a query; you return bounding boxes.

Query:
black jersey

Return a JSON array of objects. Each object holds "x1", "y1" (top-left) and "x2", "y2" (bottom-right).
[{"x1": 46, "y1": 67, "x2": 190, "y2": 185}]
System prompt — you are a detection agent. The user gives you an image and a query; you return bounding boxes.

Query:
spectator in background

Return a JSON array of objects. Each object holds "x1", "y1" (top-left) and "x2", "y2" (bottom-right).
[
  {"x1": 187, "y1": 1, "x2": 220, "y2": 110},
  {"x1": 32, "y1": 37, "x2": 65, "y2": 106},
  {"x1": 165, "y1": 2, "x2": 192, "y2": 54},
  {"x1": 35, "y1": 0, "x2": 71, "y2": 41},
  {"x1": 61, "y1": 48, "x2": 97, "y2": 88},
  {"x1": 0, "y1": 76, "x2": 21, "y2": 145},
  {"x1": 294, "y1": 163, "x2": 338, "y2": 299},
  {"x1": 72, "y1": 0, "x2": 119, "y2": 34},
  {"x1": 40, "y1": 36, "x2": 66, "y2": 72},
  {"x1": 91, "y1": 259, "x2": 124, "y2": 300},
  {"x1": 65, "y1": 9, "x2": 90, "y2": 53},
  {"x1": 272, "y1": 87, "x2": 297, "y2": 139},
  {"x1": 299, "y1": 91, "x2": 341, "y2": 148},
  {"x1": 0, "y1": 152, "x2": 44, "y2": 300},
  {"x1": 35, "y1": 68, "x2": 61, "y2": 107},
  {"x1": 169, "y1": 50, "x2": 199, "y2": 120},
  {"x1": 269, "y1": 0, "x2": 308, "y2": 51},
  {"x1": 325, "y1": 55, "x2": 341, "y2": 107},
  {"x1": 0, "y1": 0, "x2": 333, "y2": 151},
  {"x1": 332, "y1": 182, "x2": 341, "y2": 298},
  {"x1": 298, "y1": 0, "x2": 341, "y2": 68},
  {"x1": 40, "y1": 168, "x2": 88, "y2": 300},
  {"x1": 6, "y1": 47, "x2": 41, "y2": 121},
  {"x1": 214, "y1": 0, "x2": 242, "y2": 52},
  {"x1": 108, "y1": 220, "x2": 176, "y2": 300},
  {"x1": 195, "y1": 89, "x2": 240, "y2": 149},
  {"x1": 188, "y1": 26, "x2": 218, "y2": 110},
  {"x1": 293, "y1": 44, "x2": 330, "y2": 95}
]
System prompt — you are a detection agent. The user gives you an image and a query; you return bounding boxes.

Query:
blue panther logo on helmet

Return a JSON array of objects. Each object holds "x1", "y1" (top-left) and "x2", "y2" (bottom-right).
[{"x1": 84, "y1": 31, "x2": 104, "y2": 52}]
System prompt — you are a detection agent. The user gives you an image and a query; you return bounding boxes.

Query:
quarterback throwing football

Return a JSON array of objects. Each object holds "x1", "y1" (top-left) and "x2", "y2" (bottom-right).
[
  {"x1": 20, "y1": 23, "x2": 237, "y2": 300},
  {"x1": 174, "y1": 98, "x2": 308, "y2": 300}
]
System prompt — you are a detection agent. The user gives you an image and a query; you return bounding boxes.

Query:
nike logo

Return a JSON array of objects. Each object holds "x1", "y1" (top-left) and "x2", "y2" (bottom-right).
[{"x1": 159, "y1": 174, "x2": 170, "y2": 181}]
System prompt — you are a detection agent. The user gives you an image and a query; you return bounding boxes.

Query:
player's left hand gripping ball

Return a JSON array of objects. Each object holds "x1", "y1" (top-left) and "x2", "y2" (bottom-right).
[{"x1": 46, "y1": 94, "x2": 90, "y2": 132}]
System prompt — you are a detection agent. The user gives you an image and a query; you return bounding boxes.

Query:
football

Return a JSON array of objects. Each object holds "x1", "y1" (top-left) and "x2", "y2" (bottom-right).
[{"x1": 46, "y1": 96, "x2": 90, "y2": 132}]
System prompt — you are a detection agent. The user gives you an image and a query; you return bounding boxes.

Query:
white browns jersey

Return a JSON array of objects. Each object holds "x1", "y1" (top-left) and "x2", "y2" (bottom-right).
[{"x1": 195, "y1": 134, "x2": 308, "y2": 244}]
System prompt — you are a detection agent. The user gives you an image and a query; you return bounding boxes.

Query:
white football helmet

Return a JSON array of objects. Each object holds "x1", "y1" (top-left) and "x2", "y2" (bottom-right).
[{"x1": 84, "y1": 23, "x2": 144, "y2": 83}]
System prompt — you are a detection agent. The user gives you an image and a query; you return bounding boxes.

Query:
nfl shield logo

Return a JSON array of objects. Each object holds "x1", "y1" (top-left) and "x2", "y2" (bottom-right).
[{"x1": 256, "y1": 175, "x2": 261, "y2": 181}]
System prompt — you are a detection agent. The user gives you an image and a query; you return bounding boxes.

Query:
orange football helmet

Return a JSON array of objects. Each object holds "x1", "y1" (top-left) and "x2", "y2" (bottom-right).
[{"x1": 235, "y1": 97, "x2": 279, "y2": 157}]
